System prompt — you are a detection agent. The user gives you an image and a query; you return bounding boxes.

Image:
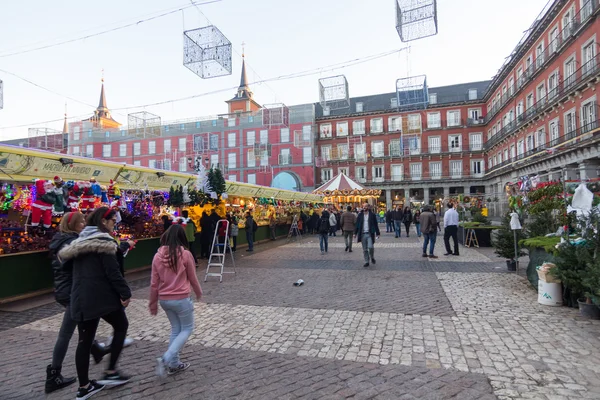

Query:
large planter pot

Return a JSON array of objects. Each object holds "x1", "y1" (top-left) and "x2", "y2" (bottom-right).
[
  {"x1": 506, "y1": 259, "x2": 517, "y2": 271},
  {"x1": 578, "y1": 298, "x2": 600, "y2": 319},
  {"x1": 525, "y1": 246, "x2": 556, "y2": 290},
  {"x1": 458, "y1": 226, "x2": 494, "y2": 247}
]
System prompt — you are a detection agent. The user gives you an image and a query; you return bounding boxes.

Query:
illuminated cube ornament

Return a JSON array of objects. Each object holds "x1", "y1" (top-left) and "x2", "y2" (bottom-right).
[
  {"x1": 127, "y1": 111, "x2": 161, "y2": 138},
  {"x1": 262, "y1": 103, "x2": 289, "y2": 127},
  {"x1": 396, "y1": 0, "x2": 438, "y2": 42},
  {"x1": 28, "y1": 128, "x2": 65, "y2": 151},
  {"x1": 319, "y1": 75, "x2": 350, "y2": 110},
  {"x1": 0, "y1": 79, "x2": 3, "y2": 110},
  {"x1": 396, "y1": 75, "x2": 428, "y2": 110},
  {"x1": 183, "y1": 25, "x2": 232, "y2": 79}
]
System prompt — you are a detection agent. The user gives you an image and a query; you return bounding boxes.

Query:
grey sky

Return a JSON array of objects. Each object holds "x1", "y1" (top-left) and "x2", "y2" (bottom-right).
[{"x1": 0, "y1": 0, "x2": 549, "y2": 139}]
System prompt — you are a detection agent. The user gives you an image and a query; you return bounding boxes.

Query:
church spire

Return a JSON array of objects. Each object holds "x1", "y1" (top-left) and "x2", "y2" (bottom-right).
[
  {"x1": 98, "y1": 71, "x2": 108, "y2": 113},
  {"x1": 62, "y1": 103, "x2": 68, "y2": 134}
]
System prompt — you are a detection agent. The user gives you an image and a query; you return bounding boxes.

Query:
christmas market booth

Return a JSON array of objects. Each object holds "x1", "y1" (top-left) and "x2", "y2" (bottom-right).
[
  {"x1": 0, "y1": 144, "x2": 321, "y2": 302},
  {"x1": 312, "y1": 173, "x2": 382, "y2": 209}
]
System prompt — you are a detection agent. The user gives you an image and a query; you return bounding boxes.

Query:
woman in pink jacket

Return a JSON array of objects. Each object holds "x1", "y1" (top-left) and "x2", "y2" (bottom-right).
[{"x1": 149, "y1": 224, "x2": 202, "y2": 377}]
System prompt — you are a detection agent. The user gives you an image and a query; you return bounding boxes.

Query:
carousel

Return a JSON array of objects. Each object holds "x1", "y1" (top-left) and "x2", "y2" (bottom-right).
[{"x1": 312, "y1": 173, "x2": 382, "y2": 208}]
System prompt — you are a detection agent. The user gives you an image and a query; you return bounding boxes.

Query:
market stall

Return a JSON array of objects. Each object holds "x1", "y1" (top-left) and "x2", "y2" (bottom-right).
[
  {"x1": 0, "y1": 144, "x2": 322, "y2": 301},
  {"x1": 312, "y1": 173, "x2": 381, "y2": 209}
]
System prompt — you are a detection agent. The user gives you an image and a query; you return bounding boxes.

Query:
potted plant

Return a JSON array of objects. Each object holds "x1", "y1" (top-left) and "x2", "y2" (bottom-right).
[{"x1": 492, "y1": 212, "x2": 526, "y2": 271}]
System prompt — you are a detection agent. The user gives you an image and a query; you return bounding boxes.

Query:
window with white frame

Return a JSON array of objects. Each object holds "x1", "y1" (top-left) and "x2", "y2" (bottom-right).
[
  {"x1": 408, "y1": 136, "x2": 420, "y2": 155},
  {"x1": 565, "y1": 57, "x2": 576, "y2": 87},
  {"x1": 450, "y1": 160, "x2": 462, "y2": 178},
  {"x1": 581, "y1": 98, "x2": 597, "y2": 130},
  {"x1": 563, "y1": 9, "x2": 573, "y2": 39},
  {"x1": 228, "y1": 117, "x2": 236, "y2": 127},
  {"x1": 430, "y1": 162, "x2": 442, "y2": 179},
  {"x1": 390, "y1": 97, "x2": 398, "y2": 108},
  {"x1": 583, "y1": 40, "x2": 597, "y2": 76},
  {"x1": 71, "y1": 146, "x2": 80, "y2": 156},
  {"x1": 427, "y1": 112, "x2": 441, "y2": 128},
  {"x1": 210, "y1": 154, "x2": 219, "y2": 168},
  {"x1": 355, "y1": 166, "x2": 366, "y2": 182},
  {"x1": 549, "y1": 27, "x2": 559, "y2": 53},
  {"x1": 526, "y1": 135, "x2": 534, "y2": 151},
  {"x1": 337, "y1": 143, "x2": 349, "y2": 160},
  {"x1": 320, "y1": 124, "x2": 332, "y2": 139},
  {"x1": 247, "y1": 149, "x2": 256, "y2": 167},
  {"x1": 548, "y1": 72, "x2": 559, "y2": 98},
  {"x1": 372, "y1": 165, "x2": 384, "y2": 182},
  {"x1": 410, "y1": 163, "x2": 422, "y2": 180},
  {"x1": 526, "y1": 93, "x2": 534, "y2": 108},
  {"x1": 370, "y1": 118, "x2": 383, "y2": 133},
  {"x1": 228, "y1": 175, "x2": 237, "y2": 182},
  {"x1": 321, "y1": 168, "x2": 332, "y2": 182},
  {"x1": 565, "y1": 110, "x2": 577, "y2": 135},
  {"x1": 429, "y1": 93, "x2": 437, "y2": 104},
  {"x1": 581, "y1": 0, "x2": 593, "y2": 20},
  {"x1": 371, "y1": 141, "x2": 384, "y2": 158},
  {"x1": 227, "y1": 132, "x2": 236, "y2": 147},
  {"x1": 164, "y1": 139, "x2": 171, "y2": 153},
  {"x1": 408, "y1": 114, "x2": 421, "y2": 130},
  {"x1": 470, "y1": 133, "x2": 482, "y2": 151},
  {"x1": 517, "y1": 101, "x2": 524, "y2": 117},
  {"x1": 447, "y1": 110, "x2": 461, "y2": 127},
  {"x1": 497, "y1": 152, "x2": 502, "y2": 163},
  {"x1": 389, "y1": 139, "x2": 401, "y2": 157},
  {"x1": 228, "y1": 153, "x2": 236, "y2": 169},
  {"x1": 338, "y1": 167, "x2": 349, "y2": 176},
  {"x1": 209, "y1": 134, "x2": 218, "y2": 151},
  {"x1": 355, "y1": 102, "x2": 363, "y2": 113},
  {"x1": 119, "y1": 144, "x2": 126, "y2": 157},
  {"x1": 73, "y1": 127, "x2": 80, "y2": 141},
  {"x1": 468, "y1": 108, "x2": 481, "y2": 121},
  {"x1": 133, "y1": 142, "x2": 141, "y2": 156},
  {"x1": 492, "y1": 125, "x2": 497, "y2": 136},
  {"x1": 303, "y1": 147, "x2": 312, "y2": 164},
  {"x1": 508, "y1": 77, "x2": 515, "y2": 95},
  {"x1": 510, "y1": 144, "x2": 516, "y2": 159},
  {"x1": 102, "y1": 144, "x2": 111, "y2": 158},
  {"x1": 179, "y1": 157, "x2": 186, "y2": 172},
  {"x1": 134, "y1": 160, "x2": 142, "y2": 167},
  {"x1": 321, "y1": 145, "x2": 332, "y2": 161},
  {"x1": 259, "y1": 129, "x2": 268, "y2": 144},
  {"x1": 471, "y1": 160, "x2": 483, "y2": 176},
  {"x1": 148, "y1": 141, "x2": 156, "y2": 155},
  {"x1": 247, "y1": 131, "x2": 255, "y2": 145},
  {"x1": 449, "y1": 135, "x2": 462, "y2": 151},
  {"x1": 388, "y1": 116, "x2": 401, "y2": 132},
  {"x1": 428, "y1": 136, "x2": 441, "y2": 153},
  {"x1": 260, "y1": 150, "x2": 269, "y2": 166},
  {"x1": 163, "y1": 159, "x2": 171, "y2": 171},
  {"x1": 536, "y1": 43, "x2": 545, "y2": 67},
  {"x1": 517, "y1": 140, "x2": 525, "y2": 156},
  {"x1": 537, "y1": 84, "x2": 546, "y2": 103},
  {"x1": 280, "y1": 128, "x2": 290, "y2": 143},
  {"x1": 504, "y1": 149, "x2": 509, "y2": 161},
  {"x1": 178, "y1": 137, "x2": 186, "y2": 151},
  {"x1": 353, "y1": 120, "x2": 365, "y2": 135},
  {"x1": 536, "y1": 128, "x2": 546, "y2": 148},
  {"x1": 247, "y1": 173, "x2": 256, "y2": 185},
  {"x1": 336, "y1": 122, "x2": 348, "y2": 137},
  {"x1": 468, "y1": 89, "x2": 478, "y2": 100},
  {"x1": 85, "y1": 145, "x2": 93, "y2": 157},
  {"x1": 391, "y1": 165, "x2": 403, "y2": 181},
  {"x1": 148, "y1": 159, "x2": 156, "y2": 169},
  {"x1": 355, "y1": 142, "x2": 367, "y2": 161}
]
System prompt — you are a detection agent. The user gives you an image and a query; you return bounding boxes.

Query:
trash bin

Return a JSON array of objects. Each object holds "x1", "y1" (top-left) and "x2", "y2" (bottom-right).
[{"x1": 537, "y1": 263, "x2": 562, "y2": 306}]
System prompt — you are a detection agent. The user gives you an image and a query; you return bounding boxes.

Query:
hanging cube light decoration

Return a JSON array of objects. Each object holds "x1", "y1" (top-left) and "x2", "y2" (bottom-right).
[
  {"x1": 262, "y1": 103, "x2": 289, "y2": 128},
  {"x1": 27, "y1": 128, "x2": 65, "y2": 152},
  {"x1": 396, "y1": 0, "x2": 438, "y2": 43},
  {"x1": 318, "y1": 75, "x2": 350, "y2": 111},
  {"x1": 127, "y1": 111, "x2": 162, "y2": 138},
  {"x1": 183, "y1": 25, "x2": 232, "y2": 79},
  {"x1": 0, "y1": 79, "x2": 3, "y2": 110},
  {"x1": 396, "y1": 75, "x2": 428, "y2": 110}
]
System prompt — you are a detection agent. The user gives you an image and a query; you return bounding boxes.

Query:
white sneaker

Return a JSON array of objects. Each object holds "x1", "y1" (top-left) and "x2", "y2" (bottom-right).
[{"x1": 99, "y1": 337, "x2": 134, "y2": 348}]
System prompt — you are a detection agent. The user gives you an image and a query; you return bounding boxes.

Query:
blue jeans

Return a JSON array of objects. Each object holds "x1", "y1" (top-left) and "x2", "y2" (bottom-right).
[
  {"x1": 394, "y1": 221, "x2": 401, "y2": 237},
  {"x1": 415, "y1": 223, "x2": 421, "y2": 237},
  {"x1": 422, "y1": 232, "x2": 437, "y2": 256},
  {"x1": 160, "y1": 297, "x2": 195, "y2": 368},
  {"x1": 246, "y1": 230, "x2": 254, "y2": 250},
  {"x1": 319, "y1": 233, "x2": 328, "y2": 252},
  {"x1": 386, "y1": 221, "x2": 393, "y2": 232}
]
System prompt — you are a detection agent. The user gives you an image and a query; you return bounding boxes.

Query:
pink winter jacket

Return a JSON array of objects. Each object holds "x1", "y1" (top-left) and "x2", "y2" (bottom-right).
[{"x1": 149, "y1": 246, "x2": 202, "y2": 314}]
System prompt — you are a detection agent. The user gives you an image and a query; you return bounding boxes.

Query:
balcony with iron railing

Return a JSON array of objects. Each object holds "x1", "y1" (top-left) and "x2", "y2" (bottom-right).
[
  {"x1": 485, "y1": 1, "x2": 599, "y2": 124},
  {"x1": 484, "y1": 53, "x2": 600, "y2": 151}
]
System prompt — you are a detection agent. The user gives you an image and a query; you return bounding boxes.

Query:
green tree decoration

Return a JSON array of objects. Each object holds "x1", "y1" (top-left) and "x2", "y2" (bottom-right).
[{"x1": 207, "y1": 167, "x2": 227, "y2": 204}]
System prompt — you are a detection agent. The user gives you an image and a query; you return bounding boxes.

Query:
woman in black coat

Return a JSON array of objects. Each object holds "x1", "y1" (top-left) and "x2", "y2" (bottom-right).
[
  {"x1": 403, "y1": 207, "x2": 413, "y2": 237},
  {"x1": 44, "y1": 212, "x2": 108, "y2": 394},
  {"x1": 58, "y1": 207, "x2": 132, "y2": 398}
]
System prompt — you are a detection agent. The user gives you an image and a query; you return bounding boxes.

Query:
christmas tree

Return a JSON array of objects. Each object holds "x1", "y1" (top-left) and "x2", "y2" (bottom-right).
[{"x1": 207, "y1": 167, "x2": 227, "y2": 204}]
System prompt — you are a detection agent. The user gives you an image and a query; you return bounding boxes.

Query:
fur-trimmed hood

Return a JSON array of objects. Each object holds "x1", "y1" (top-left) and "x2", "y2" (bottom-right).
[{"x1": 58, "y1": 226, "x2": 117, "y2": 261}]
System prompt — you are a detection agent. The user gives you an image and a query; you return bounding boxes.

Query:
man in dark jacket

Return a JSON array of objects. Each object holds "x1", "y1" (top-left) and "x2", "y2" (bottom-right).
[
  {"x1": 391, "y1": 206, "x2": 404, "y2": 238},
  {"x1": 245, "y1": 211, "x2": 255, "y2": 252},
  {"x1": 340, "y1": 206, "x2": 357, "y2": 252},
  {"x1": 354, "y1": 203, "x2": 380, "y2": 267},
  {"x1": 420, "y1": 205, "x2": 439, "y2": 258},
  {"x1": 385, "y1": 209, "x2": 393, "y2": 233}
]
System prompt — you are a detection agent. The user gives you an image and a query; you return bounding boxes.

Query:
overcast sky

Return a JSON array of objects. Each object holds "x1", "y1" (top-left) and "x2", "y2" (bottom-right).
[{"x1": 0, "y1": 0, "x2": 550, "y2": 139}]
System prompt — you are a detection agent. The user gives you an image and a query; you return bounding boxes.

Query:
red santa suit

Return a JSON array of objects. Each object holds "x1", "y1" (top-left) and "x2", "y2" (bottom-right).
[
  {"x1": 31, "y1": 179, "x2": 55, "y2": 228},
  {"x1": 80, "y1": 181, "x2": 95, "y2": 212}
]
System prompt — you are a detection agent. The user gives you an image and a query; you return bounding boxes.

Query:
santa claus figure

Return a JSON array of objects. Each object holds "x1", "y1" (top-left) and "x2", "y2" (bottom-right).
[
  {"x1": 52, "y1": 176, "x2": 68, "y2": 215},
  {"x1": 79, "y1": 180, "x2": 95, "y2": 212},
  {"x1": 31, "y1": 179, "x2": 56, "y2": 228},
  {"x1": 67, "y1": 181, "x2": 83, "y2": 211}
]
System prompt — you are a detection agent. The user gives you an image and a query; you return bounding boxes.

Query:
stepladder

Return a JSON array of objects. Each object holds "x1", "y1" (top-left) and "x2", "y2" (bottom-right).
[
  {"x1": 204, "y1": 219, "x2": 236, "y2": 282},
  {"x1": 287, "y1": 214, "x2": 302, "y2": 242},
  {"x1": 465, "y1": 228, "x2": 479, "y2": 248}
]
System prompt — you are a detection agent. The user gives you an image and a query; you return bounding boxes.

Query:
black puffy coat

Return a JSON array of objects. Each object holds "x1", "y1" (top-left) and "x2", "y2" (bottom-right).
[
  {"x1": 58, "y1": 228, "x2": 131, "y2": 322},
  {"x1": 49, "y1": 232, "x2": 79, "y2": 306}
]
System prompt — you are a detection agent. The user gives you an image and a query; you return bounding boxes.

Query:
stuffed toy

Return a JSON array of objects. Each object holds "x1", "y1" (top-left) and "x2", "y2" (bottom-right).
[{"x1": 31, "y1": 179, "x2": 56, "y2": 228}]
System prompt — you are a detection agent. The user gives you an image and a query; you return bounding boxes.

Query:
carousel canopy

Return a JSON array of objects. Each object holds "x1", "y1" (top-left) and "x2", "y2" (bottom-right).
[{"x1": 313, "y1": 173, "x2": 381, "y2": 197}]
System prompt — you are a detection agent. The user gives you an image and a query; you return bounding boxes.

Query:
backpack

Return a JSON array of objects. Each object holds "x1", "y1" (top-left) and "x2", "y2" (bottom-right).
[
  {"x1": 318, "y1": 217, "x2": 330, "y2": 234},
  {"x1": 252, "y1": 219, "x2": 258, "y2": 232}
]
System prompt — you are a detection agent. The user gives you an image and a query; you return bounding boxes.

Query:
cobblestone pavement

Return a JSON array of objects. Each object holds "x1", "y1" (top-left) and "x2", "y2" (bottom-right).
[{"x1": 3, "y1": 227, "x2": 600, "y2": 399}]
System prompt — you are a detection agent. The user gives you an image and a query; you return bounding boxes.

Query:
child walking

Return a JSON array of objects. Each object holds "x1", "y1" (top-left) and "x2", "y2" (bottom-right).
[{"x1": 149, "y1": 224, "x2": 202, "y2": 377}]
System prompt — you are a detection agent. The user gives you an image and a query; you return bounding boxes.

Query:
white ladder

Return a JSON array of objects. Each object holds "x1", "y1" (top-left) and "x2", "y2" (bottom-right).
[
  {"x1": 287, "y1": 214, "x2": 302, "y2": 242},
  {"x1": 204, "y1": 219, "x2": 236, "y2": 282}
]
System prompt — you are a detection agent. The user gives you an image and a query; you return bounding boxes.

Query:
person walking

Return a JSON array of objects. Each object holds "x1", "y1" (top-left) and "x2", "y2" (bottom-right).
[
  {"x1": 414, "y1": 210, "x2": 422, "y2": 238},
  {"x1": 269, "y1": 214, "x2": 277, "y2": 240},
  {"x1": 149, "y1": 224, "x2": 203, "y2": 378},
  {"x1": 443, "y1": 203, "x2": 460, "y2": 256},
  {"x1": 44, "y1": 212, "x2": 108, "y2": 394},
  {"x1": 179, "y1": 210, "x2": 197, "y2": 266},
  {"x1": 354, "y1": 203, "x2": 380, "y2": 267},
  {"x1": 403, "y1": 207, "x2": 413, "y2": 237},
  {"x1": 58, "y1": 207, "x2": 132, "y2": 400},
  {"x1": 392, "y1": 206, "x2": 404, "y2": 238},
  {"x1": 340, "y1": 205, "x2": 357, "y2": 252},
  {"x1": 317, "y1": 210, "x2": 330, "y2": 254},
  {"x1": 385, "y1": 209, "x2": 393, "y2": 233},
  {"x1": 378, "y1": 209, "x2": 385, "y2": 223},
  {"x1": 434, "y1": 209, "x2": 441, "y2": 232},
  {"x1": 245, "y1": 211, "x2": 255, "y2": 252},
  {"x1": 228, "y1": 212, "x2": 238, "y2": 252},
  {"x1": 328, "y1": 208, "x2": 338, "y2": 236},
  {"x1": 420, "y1": 206, "x2": 438, "y2": 258},
  {"x1": 199, "y1": 212, "x2": 212, "y2": 259}
]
